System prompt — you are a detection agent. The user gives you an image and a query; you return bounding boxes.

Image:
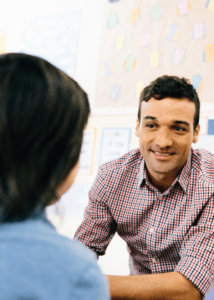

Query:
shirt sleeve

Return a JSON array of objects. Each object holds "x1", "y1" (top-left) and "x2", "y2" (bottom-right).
[
  {"x1": 74, "y1": 167, "x2": 117, "y2": 255},
  {"x1": 175, "y1": 194, "x2": 214, "y2": 299}
]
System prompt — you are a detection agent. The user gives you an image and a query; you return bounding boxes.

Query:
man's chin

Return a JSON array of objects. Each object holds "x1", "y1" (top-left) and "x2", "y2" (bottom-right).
[{"x1": 150, "y1": 166, "x2": 177, "y2": 175}]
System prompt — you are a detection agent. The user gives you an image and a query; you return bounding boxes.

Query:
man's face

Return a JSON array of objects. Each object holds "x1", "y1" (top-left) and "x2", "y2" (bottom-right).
[{"x1": 135, "y1": 97, "x2": 200, "y2": 181}]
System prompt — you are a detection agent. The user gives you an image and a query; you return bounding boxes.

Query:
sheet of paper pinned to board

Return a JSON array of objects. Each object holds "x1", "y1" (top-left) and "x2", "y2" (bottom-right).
[
  {"x1": 78, "y1": 128, "x2": 96, "y2": 175},
  {"x1": 99, "y1": 127, "x2": 131, "y2": 165}
]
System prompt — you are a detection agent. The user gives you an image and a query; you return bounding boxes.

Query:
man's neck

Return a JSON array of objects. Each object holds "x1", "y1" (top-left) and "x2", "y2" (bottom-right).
[{"x1": 147, "y1": 171, "x2": 180, "y2": 193}]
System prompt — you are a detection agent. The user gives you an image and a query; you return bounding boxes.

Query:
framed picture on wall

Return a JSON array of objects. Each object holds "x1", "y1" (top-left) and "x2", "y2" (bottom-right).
[
  {"x1": 78, "y1": 128, "x2": 96, "y2": 175},
  {"x1": 99, "y1": 127, "x2": 131, "y2": 165}
]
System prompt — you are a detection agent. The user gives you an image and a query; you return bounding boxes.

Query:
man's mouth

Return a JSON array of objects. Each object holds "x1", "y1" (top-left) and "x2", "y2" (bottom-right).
[{"x1": 152, "y1": 151, "x2": 175, "y2": 156}]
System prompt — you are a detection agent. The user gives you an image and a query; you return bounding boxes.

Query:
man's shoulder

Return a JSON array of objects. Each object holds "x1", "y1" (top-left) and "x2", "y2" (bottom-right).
[
  {"x1": 99, "y1": 148, "x2": 143, "y2": 174},
  {"x1": 192, "y1": 148, "x2": 214, "y2": 182}
]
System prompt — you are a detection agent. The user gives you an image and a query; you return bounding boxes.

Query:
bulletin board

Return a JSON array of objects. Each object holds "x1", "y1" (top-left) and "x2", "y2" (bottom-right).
[{"x1": 95, "y1": 0, "x2": 214, "y2": 109}]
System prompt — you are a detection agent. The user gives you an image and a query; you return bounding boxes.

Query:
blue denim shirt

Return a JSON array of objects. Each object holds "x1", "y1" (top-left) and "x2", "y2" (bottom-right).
[{"x1": 0, "y1": 207, "x2": 110, "y2": 299}]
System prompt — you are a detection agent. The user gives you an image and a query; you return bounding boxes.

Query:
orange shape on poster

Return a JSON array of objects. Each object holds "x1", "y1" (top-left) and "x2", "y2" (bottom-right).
[
  {"x1": 204, "y1": 44, "x2": 214, "y2": 62},
  {"x1": 130, "y1": 8, "x2": 140, "y2": 24}
]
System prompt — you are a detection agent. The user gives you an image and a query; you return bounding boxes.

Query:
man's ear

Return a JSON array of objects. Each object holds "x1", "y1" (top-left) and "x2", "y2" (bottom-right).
[
  {"x1": 193, "y1": 124, "x2": 200, "y2": 143},
  {"x1": 135, "y1": 119, "x2": 140, "y2": 137}
]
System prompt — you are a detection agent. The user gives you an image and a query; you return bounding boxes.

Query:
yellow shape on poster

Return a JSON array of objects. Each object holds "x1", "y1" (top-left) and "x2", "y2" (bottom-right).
[
  {"x1": 163, "y1": 28, "x2": 168, "y2": 38},
  {"x1": 205, "y1": 44, "x2": 214, "y2": 62},
  {"x1": 130, "y1": 8, "x2": 140, "y2": 24},
  {"x1": 136, "y1": 81, "x2": 144, "y2": 98},
  {"x1": 198, "y1": 80, "x2": 204, "y2": 94},
  {"x1": 208, "y1": 0, "x2": 214, "y2": 11},
  {"x1": 116, "y1": 35, "x2": 125, "y2": 50},
  {"x1": 174, "y1": 30, "x2": 179, "y2": 41},
  {"x1": 151, "y1": 51, "x2": 160, "y2": 68}
]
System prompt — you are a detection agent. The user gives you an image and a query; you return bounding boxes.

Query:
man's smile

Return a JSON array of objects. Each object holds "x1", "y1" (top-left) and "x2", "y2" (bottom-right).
[{"x1": 150, "y1": 150, "x2": 176, "y2": 160}]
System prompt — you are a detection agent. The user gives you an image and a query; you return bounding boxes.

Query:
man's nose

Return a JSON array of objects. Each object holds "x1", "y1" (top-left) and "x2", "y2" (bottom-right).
[{"x1": 155, "y1": 128, "x2": 173, "y2": 149}]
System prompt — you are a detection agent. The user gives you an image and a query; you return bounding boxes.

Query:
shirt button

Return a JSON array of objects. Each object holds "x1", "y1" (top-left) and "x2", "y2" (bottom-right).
[
  {"x1": 151, "y1": 258, "x2": 156, "y2": 263},
  {"x1": 149, "y1": 227, "x2": 155, "y2": 233}
]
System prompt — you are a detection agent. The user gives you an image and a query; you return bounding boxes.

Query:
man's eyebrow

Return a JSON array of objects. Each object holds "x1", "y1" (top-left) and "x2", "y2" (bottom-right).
[
  {"x1": 143, "y1": 117, "x2": 190, "y2": 127},
  {"x1": 173, "y1": 120, "x2": 190, "y2": 127},
  {"x1": 143, "y1": 116, "x2": 157, "y2": 121}
]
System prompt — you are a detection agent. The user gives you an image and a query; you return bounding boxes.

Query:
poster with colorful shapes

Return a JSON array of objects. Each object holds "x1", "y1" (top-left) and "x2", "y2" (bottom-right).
[
  {"x1": 95, "y1": 1, "x2": 214, "y2": 110},
  {"x1": 20, "y1": 10, "x2": 82, "y2": 76}
]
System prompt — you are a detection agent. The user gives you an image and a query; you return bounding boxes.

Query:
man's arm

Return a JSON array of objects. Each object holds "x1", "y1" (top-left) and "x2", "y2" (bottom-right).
[
  {"x1": 107, "y1": 272, "x2": 201, "y2": 300},
  {"x1": 74, "y1": 167, "x2": 117, "y2": 255}
]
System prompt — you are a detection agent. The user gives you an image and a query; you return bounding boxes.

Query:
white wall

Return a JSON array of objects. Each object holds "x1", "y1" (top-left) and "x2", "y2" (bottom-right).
[{"x1": 1, "y1": 0, "x2": 105, "y2": 110}]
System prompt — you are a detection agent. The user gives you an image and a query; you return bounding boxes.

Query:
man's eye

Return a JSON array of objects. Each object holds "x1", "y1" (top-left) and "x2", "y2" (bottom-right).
[
  {"x1": 146, "y1": 124, "x2": 156, "y2": 129},
  {"x1": 174, "y1": 126, "x2": 185, "y2": 132}
]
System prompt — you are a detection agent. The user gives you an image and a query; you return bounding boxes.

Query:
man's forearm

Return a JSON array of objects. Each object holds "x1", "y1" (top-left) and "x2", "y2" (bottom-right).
[{"x1": 107, "y1": 272, "x2": 201, "y2": 300}]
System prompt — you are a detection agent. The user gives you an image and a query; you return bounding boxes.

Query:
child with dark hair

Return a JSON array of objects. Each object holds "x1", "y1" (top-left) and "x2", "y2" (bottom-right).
[{"x1": 0, "y1": 53, "x2": 110, "y2": 299}]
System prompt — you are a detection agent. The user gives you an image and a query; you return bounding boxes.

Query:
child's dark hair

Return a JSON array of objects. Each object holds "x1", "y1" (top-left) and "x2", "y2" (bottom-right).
[{"x1": 0, "y1": 53, "x2": 90, "y2": 222}]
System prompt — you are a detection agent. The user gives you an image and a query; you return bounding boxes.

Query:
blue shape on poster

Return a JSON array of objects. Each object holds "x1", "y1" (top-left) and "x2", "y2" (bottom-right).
[
  {"x1": 203, "y1": 50, "x2": 206, "y2": 62},
  {"x1": 107, "y1": 13, "x2": 118, "y2": 29},
  {"x1": 192, "y1": 75, "x2": 202, "y2": 92},
  {"x1": 165, "y1": 24, "x2": 179, "y2": 42},
  {"x1": 208, "y1": 120, "x2": 214, "y2": 135},
  {"x1": 109, "y1": 0, "x2": 120, "y2": 2},
  {"x1": 103, "y1": 60, "x2": 112, "y2": 76},
  {"x1": 204, "y1": 26, "x2": 207, "y2": 37},
  {"x1": 109, "y1": 84, "x2": 121, "y2": 101},
  {"x1": 206, "y1": 0, "x2": 211, "y2": 8}
]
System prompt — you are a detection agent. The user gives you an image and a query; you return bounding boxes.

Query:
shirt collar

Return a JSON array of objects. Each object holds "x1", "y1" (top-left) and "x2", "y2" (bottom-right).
[
  {"x1": 176, "y1": 151, "x2": 192, "y2": 193},
  {"x1": 137, "y1": 151, "x2": 192, "y2": 194}
]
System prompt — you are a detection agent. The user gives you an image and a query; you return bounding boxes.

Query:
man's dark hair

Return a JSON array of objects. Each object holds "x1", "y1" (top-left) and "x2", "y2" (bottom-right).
[
  {"x1": 0, "y1": 53, "x2": 90, "y2": 222},
  {"x1": 138, "y1": 75, "x2": 200, "y2": 130}
]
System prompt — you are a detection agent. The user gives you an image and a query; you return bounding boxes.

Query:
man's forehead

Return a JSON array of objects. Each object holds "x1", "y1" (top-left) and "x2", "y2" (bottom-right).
[
  {"x1": 141, "y1": 97, "x2": 195, "y2": 112},
  {"x1": 140, "y1": 97, "x2": 196, "y2": 122}
]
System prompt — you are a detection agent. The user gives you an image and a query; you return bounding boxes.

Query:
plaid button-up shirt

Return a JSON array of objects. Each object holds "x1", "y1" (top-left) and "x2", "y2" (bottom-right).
[{"x1": 74, "y1": 148, "x2": 214, "y2": 298}]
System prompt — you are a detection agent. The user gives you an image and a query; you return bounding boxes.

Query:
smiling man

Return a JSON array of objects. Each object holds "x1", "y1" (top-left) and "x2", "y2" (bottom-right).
[{"x1": 75, "y1": 76, "x2": 214, "y2": 300}]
